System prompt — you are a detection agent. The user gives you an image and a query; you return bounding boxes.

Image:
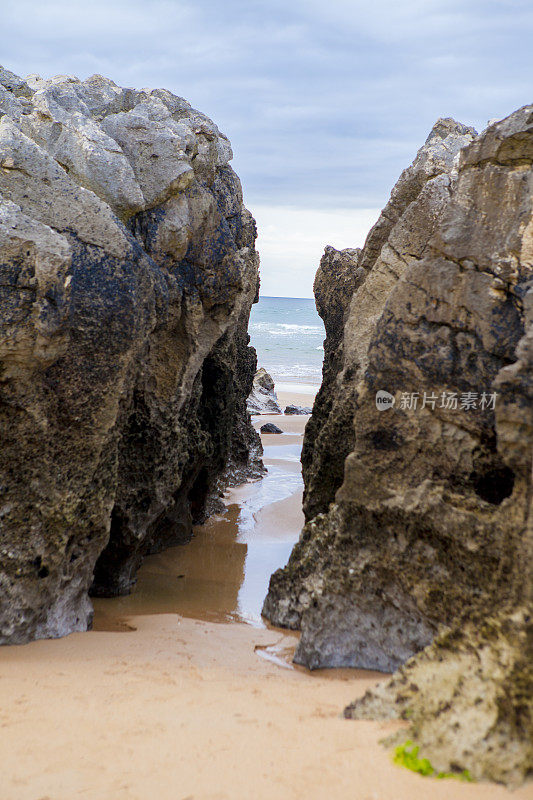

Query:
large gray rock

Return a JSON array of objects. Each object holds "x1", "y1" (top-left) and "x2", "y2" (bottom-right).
[
  {"x1": 263, "y1": 109, "x2": 533, "y2": 783},
  {"x1": 247, "y1": 367, "x2": 282, "y2": 414},
  {"x1": 264, "y1": 118, "x2": 481, "y2": 662},
  {"x1": 301, "y1": 119, "x2": 477, "y2": 524},
  {"x1": 260, "y1": 422, "x2": 283, "y2": 434},
  {"x1": 0, "y1": 68, "x2": 261, "y2": 643}
]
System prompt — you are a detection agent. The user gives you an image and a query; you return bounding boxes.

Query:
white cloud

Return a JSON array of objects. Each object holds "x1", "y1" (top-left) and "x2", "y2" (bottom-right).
[
  {"x1": 1, "y1": 0, "x2": 531, "y2": 296},
  {"x1": 251, "y1": 205, "x2": 380, "y2": 298}
]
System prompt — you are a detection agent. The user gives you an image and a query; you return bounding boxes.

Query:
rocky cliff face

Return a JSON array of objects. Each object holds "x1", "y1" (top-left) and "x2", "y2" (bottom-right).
[
  {"x1": 348, "y1": 281, "x2": 533, "y2": 785},
  {"x1": 301, "y1": 245, "x2": 361, "y2": 521},
  {"x1": 0, "y1": 67, "x2": 261, "y2": 643},
  {"x1": 263, "y1": 108, "x2": 532, "y2": 781},
  {"x1": 301, "y1": 119, "x2": 477, "y2": 526}
]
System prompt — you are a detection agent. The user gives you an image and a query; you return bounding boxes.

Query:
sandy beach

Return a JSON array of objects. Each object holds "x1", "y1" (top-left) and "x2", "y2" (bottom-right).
[{"x1": 0, "y1": 390, "x2": 529, "y2": 800}]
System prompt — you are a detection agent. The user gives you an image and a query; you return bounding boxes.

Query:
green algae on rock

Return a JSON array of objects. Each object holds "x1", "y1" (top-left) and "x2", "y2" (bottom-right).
[
  {"x1": 347, "y1": 607, "x2": 532, "y2": 786},
  {"x1": 392, "y1": 740, "x2": 472, "y2": 781}
]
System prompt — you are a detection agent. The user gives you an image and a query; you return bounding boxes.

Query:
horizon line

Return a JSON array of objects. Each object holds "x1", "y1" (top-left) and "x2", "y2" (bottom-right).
[{"x1": 258, "y1": 294, "x2": 315, "y2": 301}]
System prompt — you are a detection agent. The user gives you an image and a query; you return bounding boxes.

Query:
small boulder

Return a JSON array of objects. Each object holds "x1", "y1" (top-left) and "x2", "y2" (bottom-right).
[
  {"x1": 260, "y1": 422, "x2": 283, "y2": 434},
  {"x1": 284, "y1": 404, "x2": 312, "y2": 415},
  {"x1": 247, "y1": 367, "x2": 282, "y2": 414}
]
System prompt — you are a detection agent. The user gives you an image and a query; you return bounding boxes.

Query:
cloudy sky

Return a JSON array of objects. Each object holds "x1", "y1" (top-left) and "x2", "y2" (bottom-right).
[{"x1": 2, "y1": 0, "x2": 532, "y2": 296}]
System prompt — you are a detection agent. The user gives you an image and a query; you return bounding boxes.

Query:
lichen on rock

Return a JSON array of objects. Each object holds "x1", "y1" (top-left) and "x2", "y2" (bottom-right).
[{"x1": 0, "y1": 68, "x2": 261, "y2": 642}]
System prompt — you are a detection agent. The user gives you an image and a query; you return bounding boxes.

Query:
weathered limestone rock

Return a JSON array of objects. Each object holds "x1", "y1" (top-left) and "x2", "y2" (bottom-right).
[
  {"x1": 264, "y1": 108, "x2": 533, "y2": 782},
  {"x1": 346, "y1": 608, "x2": 532, "y2": 786},
  {"x1": 301, "y1": 120, "x2": 477, "y2": 524},
  {"x1": 0, "y1": 68, "x2": 261, "y2": 642},
  {"x1": 247, "y1": 367, "x2": 282, "y2": 414},
  {"x1": 347, "y1": 285, "x2": 533, "y2": 785},
  {"x1": 301, "y1": 246, "x2": 362, "y2": 520},
  {"x1": 264, "y1": 118, "x2": 479, "y2": 658}
]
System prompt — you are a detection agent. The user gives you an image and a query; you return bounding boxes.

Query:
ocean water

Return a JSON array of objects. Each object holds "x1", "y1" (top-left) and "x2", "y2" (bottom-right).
[{"x1": 248, "y1": 296, "x2": 325, "y2": 386}]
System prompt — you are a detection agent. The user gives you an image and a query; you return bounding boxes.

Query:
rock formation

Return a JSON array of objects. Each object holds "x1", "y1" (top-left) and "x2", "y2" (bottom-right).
[
  {"x1": 247, "y1": 367, "x2": 282, "y2": 414},
  {"x1": 300, "y1": 246, "x2": 361, "y2": 519},
  {"x1": 260, "y1": 422, "x2": 283, "y2": 434},
  {"x1": 263, "y1": 109, "x2": 532, "y2": 783},
  {"x1": 0, "y1": 67, "x2": 261, "y2": 643},
  {"x1": 284, "y1": 404, "x2": 312, "y2": 415}
]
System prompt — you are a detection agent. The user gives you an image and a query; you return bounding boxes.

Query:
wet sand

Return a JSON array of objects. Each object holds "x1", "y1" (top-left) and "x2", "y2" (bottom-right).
[
  {"x1": 0, "y1": 393, "x2": 529, "y2": 799},
  {"x1": 93, "y1": 425, "x2": 305, "y2": 630},
  {"x1": 277, "y1": 386, "x2": 317, "y2": 413},
  {"x1": 253, "y1": 406, "x2": 310, "y2": 448}
]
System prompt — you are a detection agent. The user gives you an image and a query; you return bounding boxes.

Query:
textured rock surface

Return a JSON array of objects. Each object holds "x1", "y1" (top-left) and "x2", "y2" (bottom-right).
[
  {"x1": 264, "y1": 111, "x2": 531, "y2": 660},
  {"x1": 264, "y1": 108, "x2": 533, "y2": 782},
  {"x1": 264, "y1": 118, "x2": 480, "y2": 663},
  {"x1": 347, "y1": 279, "x2": 533, "y2": 785},
  {"x1": 300, "y1": 120, "x2": 477, "y2": 524},
  {"x1": 260, "y1": 422, "x2": 283, "y2": 434},
  {"x1": 0, "y1": 68, "x2": 261, "y2": 643},
  {"x1": 284, "y1": 404, "x2": 312, "y2": 415},
  {"x1": 247, "y1": 367, "x2": 282, "y2": 414},
  {"x1": 346, "y1": 607, "x2": 532, "y2": 786},
  {"x1": 301, "y1": 245, "x2": 362, "y2": 520}
]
